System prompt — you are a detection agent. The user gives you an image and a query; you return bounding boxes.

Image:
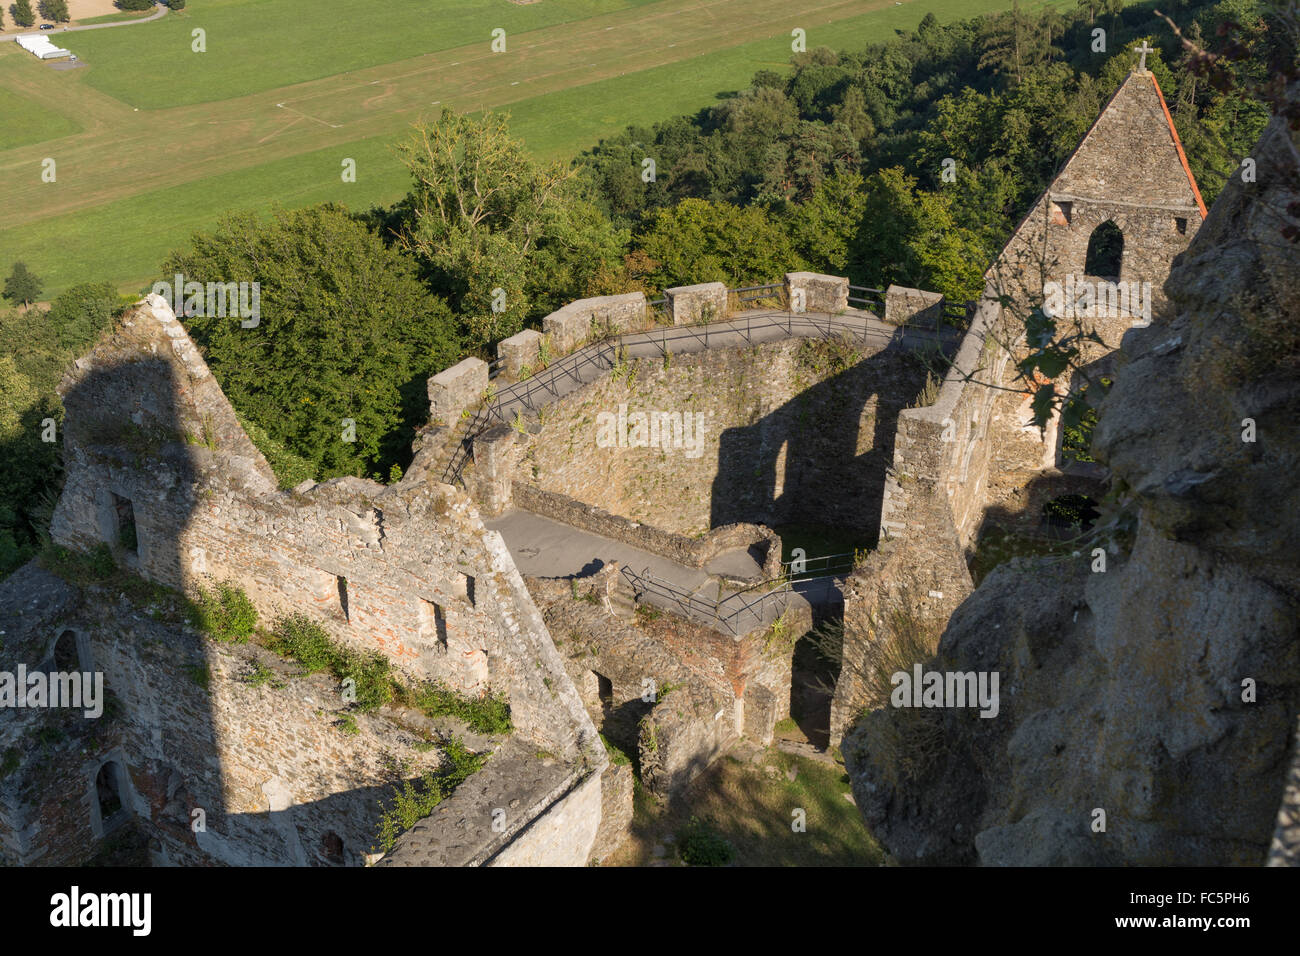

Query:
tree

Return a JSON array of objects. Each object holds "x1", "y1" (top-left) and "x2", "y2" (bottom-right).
[
  {"x1": 633, "y1": 198, "x2": 803, "y2": 291},
  {"x1": 169, "y1": 0, "x2": 185, "y2": 10},
  {"x1": 976, "y1": 1, "x2": 1039, "y2": 85},
  {"x1": 393, "y1": 109, "x2": 584, "y2": 349},
  {"x1": 3, "y1": 262, "x2": 42, "y2": 309},
  {"x1": 115, "y1": 0, "x2": 154, "y2": 11},
  {"x1": 46, "y1": 282, "x2": 121, "y2": 353},
  {"x1": 785, "y1": 172, "x2": 869, "y2": 274},
  {"x1": 849, "y1": 168, "x2": 988, "y2": 303},
  {"x1": 162, "y1": 204, "x2": 462, "y2": 481},
  {"x1": 38, "y1": 0, "x2": 69, "y2": 22},
  {"x1": 10, "y1": 0, "x2": 34, "y2": 28}
]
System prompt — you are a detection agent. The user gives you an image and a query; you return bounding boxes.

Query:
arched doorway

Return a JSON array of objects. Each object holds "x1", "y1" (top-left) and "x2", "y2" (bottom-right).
[
  {"x1": 95, "y1": 761, "x2": 125, "y2": 827},
  {"x1": 321, "y1": 830, "x2": 345, "y2": 866},
  {"x1": 53, "y1": 629, "x2": 80, "y2": 672},
  {"x1": 1085, "y1": 221, "x2": 1124, "y2": 279}
]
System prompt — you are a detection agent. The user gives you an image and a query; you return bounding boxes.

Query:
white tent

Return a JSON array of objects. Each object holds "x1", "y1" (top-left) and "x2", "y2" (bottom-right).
[{"x1": 16, "y1": 35, "x2": 72, "y2": 60}]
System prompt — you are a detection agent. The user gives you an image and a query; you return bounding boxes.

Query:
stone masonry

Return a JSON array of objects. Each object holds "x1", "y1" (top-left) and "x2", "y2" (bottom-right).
[{"x1": 24, "y1": 294, "x2": 607, "y2": 866}]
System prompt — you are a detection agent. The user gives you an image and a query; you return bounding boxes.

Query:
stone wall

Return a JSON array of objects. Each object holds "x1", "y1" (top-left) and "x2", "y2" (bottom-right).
[
  {"x1": 829, "y1": 293, "x2": 1008, "y2": 742},
  {"x1": 830, "y1": 70, "x2": 1212, "y2": 745},
  {"x1": 840, "y1": 104, "x2": 1300, "y2": 866},
  {"x1": 379, "y1": 738, "x2": 603, "y2": 866},
  {"x1": 543, "y1": 293, "x2": 647, "y2": 354},
  {"x1": 526, "y1": 569, "x2": 796, "y2": 797},
  {"x1": 469, "y1": 338, "x2": 933, "y2": 540},
  {"x1": 0, "y1": 565, "x2": 448, "y2": 867},
  {"x1": 30, "y1": 294, "x2": 605, "y2": 866},
  {"x1": 991, "y1": 69, "x2": 1205, "y2": 318},
  {"x1": 428, "y1": 357, "x2": 489, "y2": 425}
]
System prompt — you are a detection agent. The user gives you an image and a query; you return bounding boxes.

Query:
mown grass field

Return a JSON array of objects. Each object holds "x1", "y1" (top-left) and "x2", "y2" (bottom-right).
[
  {"x1": 0, "y1": 0, "x2": 1042, "y2": 299},
  {"x1": 0, "y1": 84, "x2": 82, "y2": 150}
]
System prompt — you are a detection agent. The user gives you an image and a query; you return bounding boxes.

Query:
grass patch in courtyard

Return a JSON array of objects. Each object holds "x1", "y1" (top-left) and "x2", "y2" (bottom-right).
[
  {"x1": 602, "y1": 746, "x2": 883, "y2": 866},
  {"x1": 967, "y1": 525, "x2": 1074, "y2": 587}
]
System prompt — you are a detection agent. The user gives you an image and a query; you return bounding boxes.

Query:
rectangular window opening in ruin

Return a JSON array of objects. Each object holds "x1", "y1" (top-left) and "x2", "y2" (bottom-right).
[
  {"x1": 596, "y1": 672, "x2": 614, "y2": 712},
  {"x1": 336, "y1": 576, "x2": 350, "y2": 623},
  {"x1": 419, "y1": 599, "x2": 449, "y2": 649},
  {"x1": 1174, "y1": 217, "x2": 1187, "y2": 235},
  {"x1": 452, "y1": 572, "x2": 476, "y2": 607},
  {"x1": 1053, "y1": 201, "x2": 1072, "y2": 225},
  {"x1": 110, "y1": 492, "x2": 138, "y2": 555}
]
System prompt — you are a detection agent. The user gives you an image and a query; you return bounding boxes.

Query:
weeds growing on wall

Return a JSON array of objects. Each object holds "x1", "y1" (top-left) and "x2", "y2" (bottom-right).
[
  {"x1": 188, "y1": 581, "x2": 258, "y2": 643},
  {"x1": 373, "y1": 736, "x2": 488, "y2": 854},
  {"x1": 909, "y1": 370, "x2": 942, "y2": 409},
  {"x1": 402, "y1": 680, "x2": 514, "y2": 736},
  {"x1": 600, "y1": 733, "x2": 632, "y2": 767},
  {"x1": 39, "y1": 543, "x2": 117, "y2": 583},
  {"x1": 846, "y1": 599, "x2": 947, "y2": 786},
  {"x1": 269, "y1": 613, "x2": 393, "y2": 713},
  {"x1": 796, "y1": 337, "x2": 861, "y2": 378}
]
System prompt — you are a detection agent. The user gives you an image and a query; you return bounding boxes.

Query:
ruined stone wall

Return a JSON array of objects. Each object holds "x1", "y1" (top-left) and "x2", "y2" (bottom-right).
[
  {"x1": 841, "y1": 108, "x2": 1300, "y2": 866},
  {"x1": 469, "y1": 339, "x2": 931, "y2": 539},
  {"x1": 30, "y1": 294, "x2": 606, "y2": 866},
  {"x1": 0, "y1": 565, "x2": 441, "y2": 867},
  {"x1": 981, "y1": 68, "x2": 1206, "y2": 517},
  {"x1": 992, "y1": 69, "x2": 1205, "y2": 318},
  {"x1": 48, "y1": 295, "x2": 591, "y2": 759},
  {"x1": 524, "y1": 571, "x2": 796, "y2": 798},
  {"x1": 829, "y1": 295, "x2": 1008, "y2": 742}
]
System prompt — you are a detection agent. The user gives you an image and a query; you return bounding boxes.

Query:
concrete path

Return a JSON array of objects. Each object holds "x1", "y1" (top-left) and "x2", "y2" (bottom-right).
[
  {"x1": 486, "y1": 509, "x2": 754, "y2": 592},
  {"x1": 488, "y1": 508, "x2": 845, "y2": 636},
  {"x1": 4, "y1": 3, "x2": 166, "y2": 40}
]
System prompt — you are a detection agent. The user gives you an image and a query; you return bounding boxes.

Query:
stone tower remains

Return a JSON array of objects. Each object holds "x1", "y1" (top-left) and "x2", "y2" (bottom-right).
[{"x1": 992, "y1": 60, "x2": 1208, "y2": 324}]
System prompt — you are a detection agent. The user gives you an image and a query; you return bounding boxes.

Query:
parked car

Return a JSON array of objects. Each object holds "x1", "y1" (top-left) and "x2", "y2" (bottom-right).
[{"x1": 40, "y1": 23, "x2": 55, "y2": 30}]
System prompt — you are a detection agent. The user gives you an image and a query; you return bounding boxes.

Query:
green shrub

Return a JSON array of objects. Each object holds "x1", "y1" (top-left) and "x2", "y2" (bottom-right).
[
  {"x1": 244, "y1": 661, "x2": 277, "y2": 688},
  {"x1": 271, "y1": 613, "x2": 337, "y2": 673},
  {"x1": 336, "y1": 713, "x2": 359, "y2": 736},
  {"x1": 374, "y1": 736, "x2": 487, "y2": 853},
  {"x1": 677, "y1": 816, "x2": 734, "y2": 866},
  {"x1": 411, "y1": 681, "x2": 512, "y2": 735},
  {"x1": 188, "y1": 581, "x2": 257, "y2": 643},
  {"x1": 271, "y1": 614, "x2": 396, "y2": 712},
  {"x1": 40, "y1": 543, "x2": 117, "y2": 583},
  {"x1": 337, "y1": 649, "x2": 393, "y2": 713}
]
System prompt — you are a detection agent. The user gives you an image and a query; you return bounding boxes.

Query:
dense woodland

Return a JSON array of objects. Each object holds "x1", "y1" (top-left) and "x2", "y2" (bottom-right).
[{"x1": 0, "y1": 0, "x2": 1284, "y2": 575}]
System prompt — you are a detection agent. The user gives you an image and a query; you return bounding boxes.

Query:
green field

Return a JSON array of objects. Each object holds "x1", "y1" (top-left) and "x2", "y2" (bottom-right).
[
  {"x1": 0, "y1": 84, "x2": 81, "y2": 150},
  {"x1": 69, "y1": 0, "x2": 662, "y2": 109},
  {"x1": 0, "y1": 0, "x2": 1041, "y2": 300}
]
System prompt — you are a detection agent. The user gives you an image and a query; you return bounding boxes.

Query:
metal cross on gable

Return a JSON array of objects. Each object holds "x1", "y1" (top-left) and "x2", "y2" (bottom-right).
[{"x1": 1136, "y1": 40, "x2": 1154, "y2": 72}]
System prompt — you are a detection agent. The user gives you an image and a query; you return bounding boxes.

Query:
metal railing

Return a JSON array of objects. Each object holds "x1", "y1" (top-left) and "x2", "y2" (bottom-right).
[
  {"x1": 781, "y1": 550, "x2": 857, "y2": 579},
  {"x1": 620, "y1": 550, "x2": 856, "y2": 636},
  {"x1": 731, "y1": 283, "x2": 784, "y2": 307},
  {"x1": 847, "y1": 285, "x2": 886, "y2": 313},
  {"x1": 441, "y1": 299, "x2": 959, "y2": 486}
]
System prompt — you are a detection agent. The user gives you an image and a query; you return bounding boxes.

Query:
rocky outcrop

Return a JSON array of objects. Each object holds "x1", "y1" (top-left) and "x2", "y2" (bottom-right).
[{"x1": 842, "y1": 110, "x2": 1300, "y2": 865}]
